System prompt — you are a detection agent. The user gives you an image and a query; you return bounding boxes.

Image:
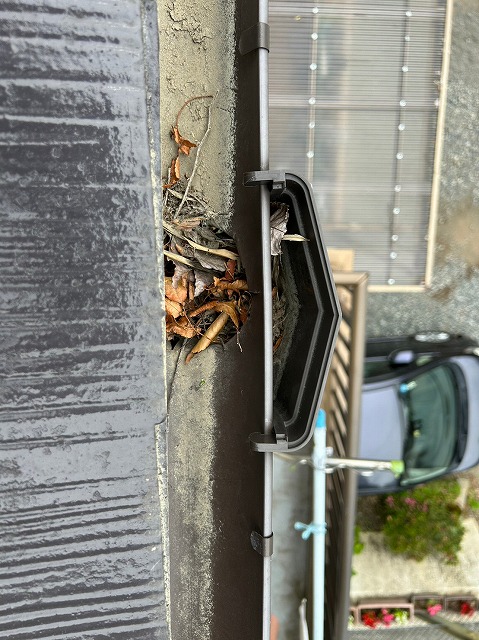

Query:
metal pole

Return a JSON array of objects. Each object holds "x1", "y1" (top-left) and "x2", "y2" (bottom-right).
[
  {"x1": 312, "y1": 410, "x2": 327, "y2": 640},
  {"x1": 258, "y1": 0, "x2": 272, "y2": 638},
  {"x1": 276, "y1": 452, "x2": 404, "y2": 477}
]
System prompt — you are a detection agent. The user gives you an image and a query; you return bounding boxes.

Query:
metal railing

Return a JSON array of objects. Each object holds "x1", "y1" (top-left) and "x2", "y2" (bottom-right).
[{"x1": 322, "y1": 272, "x2": 368, "y2": 640}]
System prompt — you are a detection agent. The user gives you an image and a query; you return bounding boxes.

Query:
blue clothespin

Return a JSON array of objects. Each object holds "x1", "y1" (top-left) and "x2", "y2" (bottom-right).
[{"x1": 294, "y1": 521, "x2": 327, "y2": 540}]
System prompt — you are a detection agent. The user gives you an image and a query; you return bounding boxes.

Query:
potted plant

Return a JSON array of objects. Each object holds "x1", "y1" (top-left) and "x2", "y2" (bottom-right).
[
  {"x1": 359, "y1": 607, "x2": 411, "y2": 628},
  {"x1": 445, "y1": 595, "x2": 476, "y2": 616},
  {"x1": 411, "y1": 593, "x2": 445, "y2": 613},
  {"x1": 357, "y1": 599, "x2": 414, "y2": 626}
]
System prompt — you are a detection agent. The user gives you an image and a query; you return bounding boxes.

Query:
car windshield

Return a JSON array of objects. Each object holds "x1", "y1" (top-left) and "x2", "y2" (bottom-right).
[{"x1": 399, "y1": 364, "x2": 459, "y2": 485}]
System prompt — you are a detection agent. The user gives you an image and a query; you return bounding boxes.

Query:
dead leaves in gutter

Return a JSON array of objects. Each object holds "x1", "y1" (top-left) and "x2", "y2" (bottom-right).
[
  {"x1": 163, "y1": 96, "x2": 307, "y2": 363},
  {"x1": 164, "y1": 231, "x2": 251, "y2": 362}
]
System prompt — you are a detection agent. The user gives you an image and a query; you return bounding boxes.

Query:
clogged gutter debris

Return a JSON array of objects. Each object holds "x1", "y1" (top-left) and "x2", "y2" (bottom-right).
[{"x1": 163, "y1": 96, "x2": 306, "y2": 362}]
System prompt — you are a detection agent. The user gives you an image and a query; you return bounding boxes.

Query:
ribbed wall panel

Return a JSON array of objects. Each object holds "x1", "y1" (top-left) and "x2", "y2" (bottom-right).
[{"x1": 270, "y1": 0, "x2": 447, "y2": 286}]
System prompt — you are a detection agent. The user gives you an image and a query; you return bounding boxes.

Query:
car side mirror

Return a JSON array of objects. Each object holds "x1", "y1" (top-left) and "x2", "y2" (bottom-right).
[{"x1": 389, "y1": 349, "x2": 415, "y2": 366}]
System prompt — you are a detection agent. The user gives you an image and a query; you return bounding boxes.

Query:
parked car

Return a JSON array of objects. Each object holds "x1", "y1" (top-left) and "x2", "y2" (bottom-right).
[{"x1": 358, "y1": 331, "x2": 479, "y2": 494}]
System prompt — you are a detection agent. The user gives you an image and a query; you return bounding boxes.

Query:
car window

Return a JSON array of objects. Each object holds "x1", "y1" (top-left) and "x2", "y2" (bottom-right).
[
  {"x1": 364, "y1": 360, "x2": 395, "y2": 378},
  {"x1": 364, "y1": 354, "x2": 435, "y2": 380},
  {"x1": 399, "y1": 364, "x2": 459, "y2": 486}
]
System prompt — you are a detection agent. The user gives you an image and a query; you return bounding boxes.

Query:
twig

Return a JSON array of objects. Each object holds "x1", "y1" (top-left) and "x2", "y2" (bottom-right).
[
  {"x1": 163, "y1": 220, "x2": 239, "y2": 260},
  {"x1": 164, "y1": 249, "x2": 197, "y2": 268},
  {"x1": 283, "y1": 234, "x2": 308, "y2": 242},
  {"x1": 167, "y1": 189, "x2": 189, "y2": 200},
  {"x1": 175, "y1": 94, "x2": 214, "y2": 130},
  {"x1": 177, "y1": 92, "x2": 217, "y2": 215},
  {"x1": 163, "y1": 166, "x2": 172, "y2": 206}
]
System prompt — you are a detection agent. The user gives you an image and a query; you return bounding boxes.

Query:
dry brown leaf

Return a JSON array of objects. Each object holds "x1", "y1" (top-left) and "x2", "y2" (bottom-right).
[
  {"x1": 172, "y1": 125, "x2": 197, "y2": 156},
  {"x1": 171, "y1": 261, "x2": 191, "y2": 289},
  {"x1": 163, "y1": 155, "x2": 181, "y2": 189},
  {"x1": 189, "y1": 300, "x2": 239, "y2": 328},
  {"x1": 172, "y1": 240, "x2": 195, "y2": 259},
  {"x1": 186, "y1": 311, "x2": 229, "y2": 363},
  {"x1": 216, "y1": 301, "x2": 239, "y2": 329},
  {"x1": 165, "y1": 298, "x2": 183, "y2": 318},
  {"x1": 165, "y1": 276, "x2": 188, "y2": 303},
  {"x1": 225, "y1": 259, "x2": 236, "y2": 282},
  {"x1": 188, "y1": 300, "x2": 220, "y2": 317},
  {"x1": 195, "y1": 250, "x2": 226, "y2": 272},
  {"x1": 194, "y1": 270, "x2": 214, "y2": 296},
  {"x1": 273, "y1": 335, "x2": 283, "y2": 353},
  {"x1": 167, "y1": 323, "x2": 197, "y2": 339},
  {"x1": 166, "y1": 316, "x2": 198, "y2": 339},
  {"x1": 270, "y1": 203, "x2": 289, "y2": 256},
  {"x1": 213, "y1": 277, "x2": 249, "y2": 292},
  {"x1": 173, "y1": 217, "x2": 203, "y2": 230},
  {"x1": 239, "y1": 304, "x2": 249, "y2": 325}
]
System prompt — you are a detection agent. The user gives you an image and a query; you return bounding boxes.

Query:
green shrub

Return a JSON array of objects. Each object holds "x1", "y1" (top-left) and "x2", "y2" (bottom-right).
[
  {"x1": 378, "y1": 479, "x2": 464, "y2": 564},
  {"x1": 468, "y1": 495, "x2": 479, "y2": 510},
  {"x1": 353, "y1": 525, "x2": 364, "y2": 555}
]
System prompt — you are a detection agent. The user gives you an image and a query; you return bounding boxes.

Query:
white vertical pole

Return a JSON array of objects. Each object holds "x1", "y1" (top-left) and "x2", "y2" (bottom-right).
[{"x1": 312, "y1": 409, "x2": 327, "y2": 640}]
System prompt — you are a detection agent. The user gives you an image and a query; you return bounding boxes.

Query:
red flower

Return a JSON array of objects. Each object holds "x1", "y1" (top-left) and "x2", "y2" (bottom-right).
[
  {"x1": 362, "y1": 612, "x2": 378, "y2": 628},
  {"x1": 460, "y1": 602, "x2": 475, "y2": 616}
]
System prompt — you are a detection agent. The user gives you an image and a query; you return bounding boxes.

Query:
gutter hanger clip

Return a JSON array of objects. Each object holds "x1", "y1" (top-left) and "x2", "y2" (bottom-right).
[{"x1": 239, "y1": 22, "x2": 270, "y2": 55}]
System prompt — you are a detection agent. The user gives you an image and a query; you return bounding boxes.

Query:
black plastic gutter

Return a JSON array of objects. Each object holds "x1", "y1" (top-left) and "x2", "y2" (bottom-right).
[
  {"x1": 211, "y1": 1, "x2": 341, "y2": 638},
  {"x1": 212, "y1": 0, "x2": 340, "y2": 640},
  {"x1": 208, "y1": 0, "x2": 273, "y2": 637}
]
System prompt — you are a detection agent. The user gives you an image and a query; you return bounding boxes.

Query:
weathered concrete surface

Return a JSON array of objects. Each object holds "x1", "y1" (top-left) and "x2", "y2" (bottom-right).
[
  {"x1": 158, "y1": 2, "x2": 269, "y2": 640},
  {"x1": 158, "y1": 0, "x2": 236, "y2": 222}
]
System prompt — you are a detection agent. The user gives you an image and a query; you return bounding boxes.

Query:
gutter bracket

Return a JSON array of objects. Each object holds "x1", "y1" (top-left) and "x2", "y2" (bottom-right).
[
  {"x1": 251, "y1": 530, "x2": 274, "y2": 557},
  {"x1": 244, "y1": 170, "x2": 286, "y2": 197},
  {"x1": 249, "y1": 415, "x2": 288, "y2": 452},
  {"x1": 245, "y1": 171, "x2": 289, "y2": 452},
  {"x1": 239, "y1": 22, "x2": 270, "y2": 55}
]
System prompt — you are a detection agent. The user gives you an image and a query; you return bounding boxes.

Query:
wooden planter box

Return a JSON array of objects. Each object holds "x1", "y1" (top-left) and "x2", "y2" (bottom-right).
[
  {"x1": 357, "y1": 599, "x2": 414, "y2": 625},
  {"x1": 411, "y1": 593, "x2": 445, "y2": 610},
  {"x1": 349, "y1": 606, "x2": 359, "y2": 625},
  {"x1": 445, "y1": 595, "x2": 477, "y2": 614}
]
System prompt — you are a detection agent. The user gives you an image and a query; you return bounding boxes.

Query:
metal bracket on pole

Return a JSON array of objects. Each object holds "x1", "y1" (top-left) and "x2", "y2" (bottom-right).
[
  {"x1": 250, "y1": 409, "x2": 289, "y2": 452},
  {"x1": 244, "y1": 170, "x2": 286, "y2": 197},
  {"x1": 251, "y1": 531, "x2": 274, "y2": 557},
  {"x1": 239, "y1": 22, "x2": 270, "y2": 55}
]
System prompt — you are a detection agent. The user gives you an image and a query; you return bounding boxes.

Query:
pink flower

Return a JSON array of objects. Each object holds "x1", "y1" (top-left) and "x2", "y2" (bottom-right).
[
  {"x1": 386, "y1": 496, "x2": 395, "y2": 507},
  {"x1": 427, "y1": 604, "x2": 442, "y2": 616},
  {"x1": 404, "y1": 497, "x2": 417, "y2": 507},
  {"x1": 381, "y1": 609, "x2": 395, "y2": 626}
]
